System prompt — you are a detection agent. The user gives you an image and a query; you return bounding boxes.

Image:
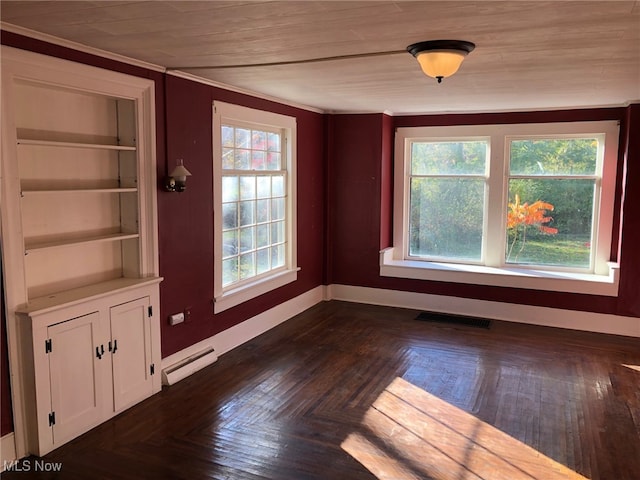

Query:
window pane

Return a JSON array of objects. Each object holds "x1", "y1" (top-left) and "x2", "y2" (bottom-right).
[
  {"x1": 252, "y1": 151, "x2": 266, "y2": 170},
  {"x1": 257, "y1": 248, "x2": 270, "y2": 274},
  {"x1": 271, "y1": 244, "x2": 285, "y2": 268},
  {"x1": 240, "y1": 226, "x2": 255, "y2": 253},
  {"x1": 506, "y1": 179, "x2": 594, "y2": 268},
  {"x1": 240, "y1": 252, "x2": 255, "y2": 279},
  {"x1": 272, "y1": 175, "x2": 284, "y2": 197},
  {"x1": 257, "y1": 176, "x2": 271, "y2": 198},
  {"x1": 222, "y1": 257, "x2": 238, "y2": 286},
  {"x1": 222, "y1": 148, "x2": 234, "y2": 169},
  {"x1": 239, "y1": 200, "x2": 255, "y2": 226},
  {"x1": 271, "y1": 221, "x2": 285, "y2": 244},
  {"x1": 252, "y1": 130, "x2": 267, "y2": 150},
  {"x1": 222, "y1": 231, "x2": 238, "y2": 258},
  {"x1": 222, "y1": 202, "x2": 237, "y2": 230},
  {"x1": 271, "y1": 197, "x2": 285, "y2": 221},
  {"x1": 235, "y1": 128, "x2": 250, "y2": 148},
  {"x1": 222, "y1": 126, "x2": 234, "y2": 148},
  {"x1": 234, "y1": 149, "x2": 250, "y2": 169},
  {"x1": 267, "y1": 132, "x2": 280, "y2": 152},
  {"x1": 256, "y1": 224, "x2": 270, "y2": 248},
  {"x1": 409, "y1": 178, "x2": 484, "y2": 261},
  {"x1": 256, "y1": 199, "x2": 270, "y2": 223},
  {"x1": 509, "y1": 139, "x2": 597, "y2": 175},
  {"x1": 267, "y1": 152, "x2": 281, "y2": 170},
  {"x1": 240, "y1": 176, "x2": 256, "y2": 200},
  {"x1": 411, "y1": 141, "x2": 487, "y2": 175},
  {"x1": 222, "y1": 176, "x2": 238, "y2": 202}
]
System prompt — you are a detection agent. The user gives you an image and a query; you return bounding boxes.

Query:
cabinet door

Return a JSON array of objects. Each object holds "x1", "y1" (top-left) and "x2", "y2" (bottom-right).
[
  {"x1": 48, "y1": 311, "x2": 106, "y2": 446},
  {"x1": 110, "y1": 297, "x2": 153, "y2": 412}
]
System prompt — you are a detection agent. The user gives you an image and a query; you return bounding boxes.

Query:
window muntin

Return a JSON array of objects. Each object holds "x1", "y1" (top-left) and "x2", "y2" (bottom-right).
[{"x1": 408, "y1": 140, "x2": 488, "y2": 262}]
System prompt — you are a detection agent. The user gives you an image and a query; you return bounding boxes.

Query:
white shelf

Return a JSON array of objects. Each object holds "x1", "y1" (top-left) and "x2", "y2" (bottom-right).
[
  {"x1": 21, "y1": 188, "x2": 138, "y2": 195},
  {"x1": 25, "y1": 232, "x2": 140, "y2": 254},
  {"x1": 15, "y1": 277, "x2": 163, "y2": 316},
  {"x1": 17, "y1": 138, "x2": 136, "y2": 151}
]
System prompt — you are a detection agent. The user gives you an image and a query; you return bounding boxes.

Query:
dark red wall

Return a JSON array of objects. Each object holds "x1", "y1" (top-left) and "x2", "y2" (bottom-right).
[{"x1": 327, "y1": 107, "x2": 640, "y2": 318}]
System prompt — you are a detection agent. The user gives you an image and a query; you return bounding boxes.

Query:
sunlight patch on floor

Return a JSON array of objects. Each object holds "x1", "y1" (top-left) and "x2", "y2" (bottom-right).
[{"x1": 341, "y1": 377, "x2": 587, "y2": 480}]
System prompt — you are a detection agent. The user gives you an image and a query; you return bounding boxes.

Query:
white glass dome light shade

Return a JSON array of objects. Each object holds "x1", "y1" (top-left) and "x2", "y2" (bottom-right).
[{"x1": 407, "y1": 40, "x2": 476, "y2": 83}]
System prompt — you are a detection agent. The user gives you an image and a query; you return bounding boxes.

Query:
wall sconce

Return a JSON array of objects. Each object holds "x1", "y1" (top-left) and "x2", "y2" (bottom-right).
[
  {"x1": 407, "y1": 40, "x2": 475, "y2": 83},
  {"x1": 165, "y1": 159, "x2": 192, "y2": 192}
]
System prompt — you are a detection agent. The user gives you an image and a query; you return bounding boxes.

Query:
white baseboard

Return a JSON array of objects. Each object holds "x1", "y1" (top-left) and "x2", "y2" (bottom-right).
[
  {"x1": 328, "y1": 284, "x2": 640, "y2": 338},
  {"x1": 161, "y1": 285, "x2": 325, "y2": 375},
  {"x1": 1, "y1": 433, "x2": 16, "y2": 470}
]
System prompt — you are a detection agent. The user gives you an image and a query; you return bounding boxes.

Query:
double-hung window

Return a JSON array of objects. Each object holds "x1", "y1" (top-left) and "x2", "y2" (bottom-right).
[
  {"x1": 213, "y1": 102, "x2": 297, "y2": 313},
  {"x1": 384, "y1": 121, "x2": 620, "y2": 295}
]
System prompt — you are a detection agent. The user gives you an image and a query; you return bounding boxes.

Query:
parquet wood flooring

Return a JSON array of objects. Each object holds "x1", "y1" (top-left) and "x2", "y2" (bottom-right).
[{"x1": 5, "y1": 300, "x2": 639, "y2": 479}]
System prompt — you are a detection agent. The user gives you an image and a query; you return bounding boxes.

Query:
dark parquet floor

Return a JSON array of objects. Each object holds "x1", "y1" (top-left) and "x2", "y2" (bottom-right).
[{"x1": 5, "y1": 300, "x2": 640, "y2": 479}]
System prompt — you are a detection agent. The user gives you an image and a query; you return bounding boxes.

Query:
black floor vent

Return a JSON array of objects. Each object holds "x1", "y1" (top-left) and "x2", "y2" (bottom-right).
[{"x1": 415, "y1": 311, "x2": 491, "y2": 329}]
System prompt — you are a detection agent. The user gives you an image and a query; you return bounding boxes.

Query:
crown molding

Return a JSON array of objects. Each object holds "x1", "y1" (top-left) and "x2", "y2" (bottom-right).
[
  {"x1": 1, "y1": 22, "x2": 165, "y2": 72},
  {"x1": 167, "y1": 70, "x2": 324, "y2": 114}
]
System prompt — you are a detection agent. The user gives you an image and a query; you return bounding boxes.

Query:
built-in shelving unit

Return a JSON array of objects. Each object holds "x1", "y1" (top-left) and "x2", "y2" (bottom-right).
[
  {"x1": 1, "y1": 46, "x2": 162, "y2": 458},
  {"x1": 11, "y1": 77, "x2": 144, "y2": 300}
]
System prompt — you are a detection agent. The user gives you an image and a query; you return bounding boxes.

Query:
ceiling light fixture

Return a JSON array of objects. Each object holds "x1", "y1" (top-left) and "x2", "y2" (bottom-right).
[{"x1": 407, "y1": 40, "x2": 475, "y2": 83}]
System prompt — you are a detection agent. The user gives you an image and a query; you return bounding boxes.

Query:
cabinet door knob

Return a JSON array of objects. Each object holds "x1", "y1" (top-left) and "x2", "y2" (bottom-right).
[
  {"x1": 112, "y1": 339, "x2": 118, "y2": 354},
  {"x1": 96, "y1": 345, "x2": 104, "y2": 359}
]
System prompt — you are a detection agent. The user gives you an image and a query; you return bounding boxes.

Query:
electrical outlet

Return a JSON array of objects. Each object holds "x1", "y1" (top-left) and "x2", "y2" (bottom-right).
[
  {"x1": 184, "y1": 307, "x2": 192, "y2": 322},
  {"x1": 169, "y1": 312, "x2": 185, "y2": 326}
]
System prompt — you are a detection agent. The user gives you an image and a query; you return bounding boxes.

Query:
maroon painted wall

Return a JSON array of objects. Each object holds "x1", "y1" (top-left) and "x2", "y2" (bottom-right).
[
  {"x1": 326, "y1": 114, "x2": 387, "y2": 285},
  {"x1": 0, "y1": 32, "x2": 325, "y2": 435},
  {"x1": 326, "y1": 107, "x2": 640, "y2": 318}
]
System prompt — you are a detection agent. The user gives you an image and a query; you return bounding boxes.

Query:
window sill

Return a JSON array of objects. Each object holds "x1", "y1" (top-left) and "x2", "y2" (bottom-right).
[
  {"x1": 214, "y1": 267, "x2": 300, "y2": 314},
  {"x1": 380, "y1": 248, "x2": 619, "y2": 296}
]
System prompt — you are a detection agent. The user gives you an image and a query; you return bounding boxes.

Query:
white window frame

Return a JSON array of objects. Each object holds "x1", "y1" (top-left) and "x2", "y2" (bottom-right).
[
  {"x1": 382, "y1": 121, "x2": 620, "y2": 296},
  {"x1": 213, "y1": 101, "x2": 298, "y2": 313}
]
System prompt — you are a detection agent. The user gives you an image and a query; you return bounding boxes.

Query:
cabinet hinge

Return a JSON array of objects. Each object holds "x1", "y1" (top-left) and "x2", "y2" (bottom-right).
[
  {"x1": 150, "y1": 364, "x2": 155, "y2": 376},
  {"x1": 148, "y1": 306, "x2": 153, "y2": 318},
  {"x1": 48, "y1": 411, "x2": 56, "y2": 427},
  {"x1": 45, "y1": 339, "x2": 52, "y2": 354}
]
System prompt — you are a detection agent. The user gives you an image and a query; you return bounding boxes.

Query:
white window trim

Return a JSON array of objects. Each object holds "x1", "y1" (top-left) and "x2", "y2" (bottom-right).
[
  {"x1": 383, "y1": 121, "x2": 620, "y2": 296},
  {"x1": 213, "y1": 101, "x2": 298, "y2": 313}
]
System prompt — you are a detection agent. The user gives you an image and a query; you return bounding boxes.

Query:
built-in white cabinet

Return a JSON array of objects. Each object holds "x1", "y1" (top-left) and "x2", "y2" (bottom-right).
[
  {"x1": 15, "y1": 282, "x2": 161, "y2": 456},
  {"x1": 1, "y1": 46, "x2": 161, "y2": 457}
]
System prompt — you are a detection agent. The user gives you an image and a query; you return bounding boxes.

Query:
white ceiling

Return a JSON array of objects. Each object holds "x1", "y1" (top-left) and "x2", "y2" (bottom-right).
[{"x1": 2, "y1": 1, "x2": 639, "y2": 114}]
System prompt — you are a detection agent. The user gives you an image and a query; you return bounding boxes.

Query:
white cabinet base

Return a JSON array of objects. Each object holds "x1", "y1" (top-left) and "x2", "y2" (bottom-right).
[{"x1": 15, "y1": 279, "x2": 162, "y2": 456}]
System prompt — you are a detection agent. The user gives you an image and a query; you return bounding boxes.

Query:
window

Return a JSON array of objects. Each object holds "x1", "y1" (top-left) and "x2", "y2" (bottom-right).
[
  {"x1": 384, "y1": 121, "x2": 620, "y2": 295},
  {"x1": 408, "y1": 140, "x2": 488, "y2": 262},
  {"x1": 213, "y1": 102, "x2": 297, "y2": 313}
]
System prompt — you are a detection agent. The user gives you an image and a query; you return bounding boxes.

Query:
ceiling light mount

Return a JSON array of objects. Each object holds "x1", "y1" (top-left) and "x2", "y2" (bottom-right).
[{"x1": 407, "y1": 40, "x2": 475, "y2": 83}]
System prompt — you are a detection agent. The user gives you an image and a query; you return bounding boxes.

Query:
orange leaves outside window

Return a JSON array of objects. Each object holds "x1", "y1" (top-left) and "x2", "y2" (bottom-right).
[{"x1": 506, "y1": 194, "x2": 558, "y2": 262}]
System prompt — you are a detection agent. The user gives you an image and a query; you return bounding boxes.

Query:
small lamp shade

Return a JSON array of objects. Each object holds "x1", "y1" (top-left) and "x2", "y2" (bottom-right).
[
  {"x1": 166, "y1": 159, "x2": 192, "y2": 192},
  {"x1": 169, "y1": 163, "x2": 192, "y2": 182}
]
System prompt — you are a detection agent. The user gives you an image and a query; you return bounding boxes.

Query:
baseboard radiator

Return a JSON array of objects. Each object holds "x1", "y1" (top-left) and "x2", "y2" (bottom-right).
[{"x1": 161, "y1": 347, "x2": 218, "y2": 386}]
